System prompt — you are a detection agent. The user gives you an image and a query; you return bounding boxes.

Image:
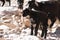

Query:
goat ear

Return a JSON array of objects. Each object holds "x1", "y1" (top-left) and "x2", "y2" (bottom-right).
[{"x1": 23, "y1": 9, "x2": 29, "y2": 16}]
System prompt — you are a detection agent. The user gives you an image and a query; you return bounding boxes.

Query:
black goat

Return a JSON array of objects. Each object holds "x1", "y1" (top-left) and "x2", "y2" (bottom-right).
[
  {"x1": 23, "y1": 0, "x2": 48, "y2": 38},
  {"x1": 23, "y1": 1, "x2": 60, "y2": 39},
  {"x1": 17, "y1": 0, "x2": 24, "y2": 9},
  {"x1": 0, "y1": 0, "x2": 11, "y2": 6}
]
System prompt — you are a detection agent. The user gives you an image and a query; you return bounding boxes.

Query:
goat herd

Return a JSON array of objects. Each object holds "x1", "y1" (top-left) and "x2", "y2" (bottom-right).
[{"x1": 0, "y1": 0, "x2": 60, "y2": 40}]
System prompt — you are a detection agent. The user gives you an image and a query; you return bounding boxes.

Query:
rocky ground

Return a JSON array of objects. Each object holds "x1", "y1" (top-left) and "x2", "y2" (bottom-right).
[{"x1": 0, "y1": 7, "x2": 60, "y2": 40}]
